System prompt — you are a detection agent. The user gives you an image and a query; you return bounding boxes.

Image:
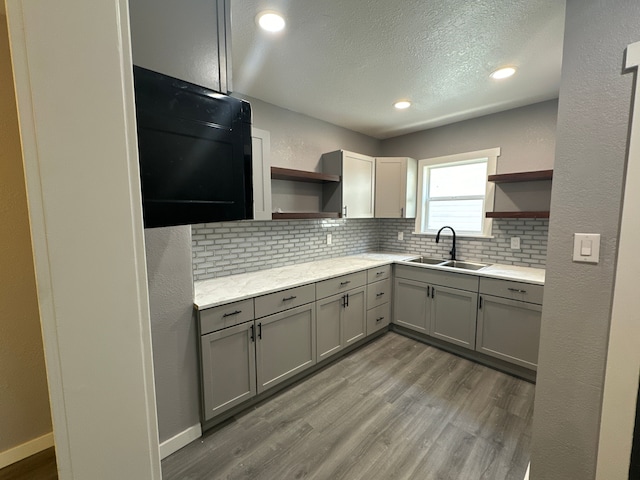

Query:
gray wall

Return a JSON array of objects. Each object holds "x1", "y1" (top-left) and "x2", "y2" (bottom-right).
[
  {"x1": 145, "y1": 226, "x2": 199, "y2": 443},
  {"x1": 238, "y1": 94, "x2": 381, "y2": 171},
  {"x1": 0, "y1": 14, "x2": 52, "y2": 455},
  {"x1": 531, "y1": 1, "x2": 640, "y2": 479},
  {"x1": 381, "y1": 100, "x2": 558, "y2": 213},
  {"x1": 380, "y1": 99, "x2": 557, "y2": 173}
]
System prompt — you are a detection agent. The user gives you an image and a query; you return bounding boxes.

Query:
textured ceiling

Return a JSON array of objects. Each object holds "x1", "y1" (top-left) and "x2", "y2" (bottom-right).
[{"x1": 231, "y1": 0, "x2": 566, "y2": 139}]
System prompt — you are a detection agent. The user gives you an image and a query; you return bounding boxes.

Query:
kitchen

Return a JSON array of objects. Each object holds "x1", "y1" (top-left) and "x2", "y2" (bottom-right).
[{"x1": 1, "y1": 1, "x2": 639, "y2": 479}]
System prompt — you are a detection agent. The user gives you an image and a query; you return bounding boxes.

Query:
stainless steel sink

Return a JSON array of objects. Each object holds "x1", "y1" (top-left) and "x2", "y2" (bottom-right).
[
  {"x1": 440, "y1": 260, "x2": 488, "y2": 271},
  {"x1": 410, "y1": 257, "x2": 448, "y2": 265}
]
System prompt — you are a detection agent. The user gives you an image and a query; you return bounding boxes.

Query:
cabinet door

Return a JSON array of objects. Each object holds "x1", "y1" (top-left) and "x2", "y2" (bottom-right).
[
  {"x1": 375, "y1": 157, "x2": 406, "y2": 218},
  {"x1": 251, "y1": 128, "x2": 272, "y2": 221},
  {"x1": 256, "y1": 304, "x2": 316, "y2": 393},
  {"x1": 393, "y1": 278, "x2": 430, "y2": 333},
  {"x1": 343, "y1": 152, "x2": 375, "y2": 218},
  {"x1": 367, "y1": 302, "x2": 391, "y2": 336},
  {"x1": 316, "y1": 293, "x2": 344, "y2": 361},
  {"x1": 200, "y1": 322, "x2": 256, "y2": 421},
  {"x1": 430, "y1": 285, "x2": 478, "y2": 350},
  {"x1": 343, "y1": 286, "x2": 366, "y2": 347},
  {"x1": 129, "y1": 0, "x2": 230, "y2": 92},
  {"x1": 476, "y1": 295, "x2": 542, "y2": 370}
]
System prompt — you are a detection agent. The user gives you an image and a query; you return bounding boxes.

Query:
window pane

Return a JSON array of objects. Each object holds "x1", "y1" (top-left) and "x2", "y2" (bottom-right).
[
  {"x1": 429, "y1": 161, "x2": 487, "y2": 198},
  {"x1": 427, "y1": 199, "x2": 484, "y2": 232}
]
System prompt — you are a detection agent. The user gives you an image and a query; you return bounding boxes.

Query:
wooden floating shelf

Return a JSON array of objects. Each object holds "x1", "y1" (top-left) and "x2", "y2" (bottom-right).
[
  {"x1": 271, "y1": 167, "x2": 340, "y2": 183},
  {"x1": 272, "y1": 212, "x2": 342, "y2": 220},
  {"x1": 486, "y1": 211, "x2": 550, "y2": 219},
  {"x1": 488, "y1": 170, "x2": 553, "y2": 183}
]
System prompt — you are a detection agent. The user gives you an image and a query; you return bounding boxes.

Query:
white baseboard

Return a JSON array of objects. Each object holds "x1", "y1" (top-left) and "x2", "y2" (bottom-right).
[
  {"x1": 0, "y1": 432, "x2": 55, "y2": 469},
  {"x1": 159, "y1": 423, "x2": 202, "y2": 460},
  {"x1": 524, "y1": 462, "x2": 530, "y2": 480}
]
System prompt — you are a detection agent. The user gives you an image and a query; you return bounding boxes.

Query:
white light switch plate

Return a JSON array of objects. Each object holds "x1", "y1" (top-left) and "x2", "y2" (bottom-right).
[
  {"x1": 573, "y1": 233, "x2": 600, "y2": 263},
  {"x1": 511, "y1": 237, "x2": 521, "y2": 250},
  {"x1": 326, "y1": 233, "x2": 332, "y2": 245},
  {"x1": 398, "y1": 232, "x2": 404, "y2": 241}
]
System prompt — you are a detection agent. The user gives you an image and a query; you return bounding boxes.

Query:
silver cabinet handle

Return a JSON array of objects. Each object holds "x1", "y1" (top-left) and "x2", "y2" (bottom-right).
[
  {"x1": 282, "y1": 295, "x2": 297, "y2": 301},
  {"x1": 223, "y1": 310, "x2": 242, "y2": 318},
  {"x1": 508, "y1": 288, "x2": 527, "y2": 293}
]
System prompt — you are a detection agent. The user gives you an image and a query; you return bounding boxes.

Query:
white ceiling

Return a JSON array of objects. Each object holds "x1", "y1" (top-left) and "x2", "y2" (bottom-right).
[{"x1": 231, "y1": 0, "x2": 566, "y2": 139}]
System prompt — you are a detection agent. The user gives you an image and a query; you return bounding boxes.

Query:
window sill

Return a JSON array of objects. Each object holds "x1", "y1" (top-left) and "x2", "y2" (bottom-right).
[{"x1": 411, "y1": 232, "x2": 495, "y2": 240}]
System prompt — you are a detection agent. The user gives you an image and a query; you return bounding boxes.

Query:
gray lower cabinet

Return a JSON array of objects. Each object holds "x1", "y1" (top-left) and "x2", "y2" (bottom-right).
[
  {"x1": 316, "y1": 286, "x2": 366, "y2": 361},
  {"x1": 256, "y1": 303, "x2": 316, "y2": 393},
  {"x1": 476, "y1": 295, "x2": 542, "y2": 370},
  {"x1": 200, "y1": 321, "x2": 256, "y2": 421},
  {"x1": 393, "y1": 277, "x2": 430, "y2": 333},
  {"x1": 430, "y1": 285, "x2": 478, "y2": 349}
]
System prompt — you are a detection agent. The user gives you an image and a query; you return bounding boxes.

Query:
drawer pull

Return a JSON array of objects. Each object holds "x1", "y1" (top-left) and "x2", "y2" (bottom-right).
[
  {"x1": 376, "y1": 271, "x2": 384, "y2": 276},
  {"x1": 376, "y1": 316, "x2": 385, "y2": 322},
  {"x1": 282, "y1": 295, "x2": 297, "y2": 301},
  {"x1": 376, "y1": 292, "x2": 385, "y2": 297},
  {"x1": 508, "y1": 288, "x2": 527, "y2": 293},
  {"x1": 258, "y1": 323, "x2": 262, "y2": 339},
  {"x1": 222, "y1": 310, "x2": 242, "y2": 318},
  {"x1": 340, "y1": 281, "x2": 351, "y2": 286}
]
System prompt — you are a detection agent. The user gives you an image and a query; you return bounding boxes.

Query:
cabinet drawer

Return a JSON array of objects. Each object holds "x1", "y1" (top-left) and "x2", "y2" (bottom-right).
[
  {"x1": 199, "y1": 299, "x2": 255, "y2": 335},
  {"x1": 255, "y1": 284, "x2": 315, "y2": 319},
  {"x1": 367, "y1": 265, "x2": 391, "y2": 283},
  {"x1": 367, "y1": 278, "x2": 391, "y2": 310},
  {"x1": 367, "y1": 302, "x2": 391, "y2": 336},
  {"x1": 479, "y1": 278, "x2": 543, "y2": 305},
  {"x1": 316, "y1": 271, "x2": 367, "y2": 300},
  {"x1": 394, "y1": 264, "x2": 478, "y2": 292}
]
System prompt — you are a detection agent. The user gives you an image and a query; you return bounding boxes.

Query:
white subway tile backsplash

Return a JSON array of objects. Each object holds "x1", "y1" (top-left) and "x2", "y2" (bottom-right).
[{"x1": 191, "y1": 217, "x2": 547, "y2": 280}]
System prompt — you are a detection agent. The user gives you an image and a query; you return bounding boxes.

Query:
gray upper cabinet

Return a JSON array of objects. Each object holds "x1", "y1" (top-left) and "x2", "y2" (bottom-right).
[
  {"x1": 128, "y1": 0, "x2": 232, "y2": 93},
  {"x1": 200, "y1": 321, "x2": 256, "y2": 421},
  {"x1": 256, "y1": 303, "x2": 316, "y2": 394},
  {"x1": 374, "y1": 157, "x2": 418, "y2": 218},
  {"x1": 322, "y1": 150, "x2": 376, "y2": 218},
  {"x1": 430, "y1": 285, "x2": 478, "y2": 350}
]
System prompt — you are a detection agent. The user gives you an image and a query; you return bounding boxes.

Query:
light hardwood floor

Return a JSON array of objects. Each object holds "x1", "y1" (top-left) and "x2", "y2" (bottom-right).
[
  {"x1": 162, "y1": 332, "x2": 534, "y2": 480},
  {"x1": 0, "y1": 448, "x2": 57, "y2": 480}
]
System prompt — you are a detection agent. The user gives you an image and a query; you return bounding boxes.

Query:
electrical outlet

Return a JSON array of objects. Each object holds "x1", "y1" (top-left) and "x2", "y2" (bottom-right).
[
  {"x1": 326, "y1": 233, "x2": 332, "y2": 245},
  {"x1": 510, "y1": 237, "x2": 521, "y2": 250},
  {"x1": 398, "y1": 232, "x2": 404, "y2": 241}
]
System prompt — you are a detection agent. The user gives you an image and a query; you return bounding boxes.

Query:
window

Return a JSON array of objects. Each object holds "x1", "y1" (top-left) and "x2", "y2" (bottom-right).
[{"x1": 415, "y1": 148, "x2": 500, "y2": 236}]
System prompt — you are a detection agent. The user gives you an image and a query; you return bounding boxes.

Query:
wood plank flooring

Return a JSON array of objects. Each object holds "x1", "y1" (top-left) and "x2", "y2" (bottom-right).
[
  {"x1": 0, "y1": 447, "x2": 57, "y2": 480},
  {"x1": 162, "y1": 332, "x2": 535, "y2": 480}
]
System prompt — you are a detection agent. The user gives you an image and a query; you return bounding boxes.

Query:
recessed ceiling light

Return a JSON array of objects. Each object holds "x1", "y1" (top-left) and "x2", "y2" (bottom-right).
[
  {"x1": 257, "y1": 11, "x2": 286, "y2": 33},
  {"x1": 394, "y1": 100, "x2": 411, "y2": 110},
  {"x1": 490, "y1": 66, "x2": 517, "y2": 80}
]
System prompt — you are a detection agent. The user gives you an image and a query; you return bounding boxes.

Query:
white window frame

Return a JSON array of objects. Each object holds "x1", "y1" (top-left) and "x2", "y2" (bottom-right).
[{"x1": 414, "y1": 147, "x2": 500, "y2": 237}]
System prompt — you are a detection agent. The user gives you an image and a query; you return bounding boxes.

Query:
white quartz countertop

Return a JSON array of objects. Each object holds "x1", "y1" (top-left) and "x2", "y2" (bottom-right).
[
  {"x1": 194, "y1": 252, "x2": 545, "y2": 310},
  {"x1": 194, "y1": 252, "x2": 418, "y2": 309}
]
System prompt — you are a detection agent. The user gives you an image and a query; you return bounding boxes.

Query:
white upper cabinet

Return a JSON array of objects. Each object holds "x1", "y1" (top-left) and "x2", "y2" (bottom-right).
[
  {"x1": 128, "y1": 0, "x2": 232, "y2": 93},
  {"x1": 251, "y1": 128, "x2": 272, "y2": 221},
  {"x1": 322, "y1": 150, "x2": 376, "y2": 218},
  {"x1": 374, "y1": 157, "x2": 417, "y2": 218}
]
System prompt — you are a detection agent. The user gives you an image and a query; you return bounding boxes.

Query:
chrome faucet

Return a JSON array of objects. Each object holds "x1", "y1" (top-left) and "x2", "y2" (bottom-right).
[{"x1": 435, "y1": 226, "x2": 456, "y2": 261}]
